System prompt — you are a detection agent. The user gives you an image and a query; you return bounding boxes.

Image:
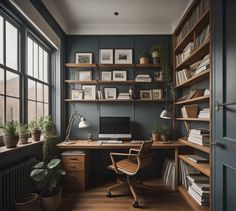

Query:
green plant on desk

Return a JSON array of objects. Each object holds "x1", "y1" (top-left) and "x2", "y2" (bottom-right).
[{"x1": 159, "y1": 125, "x2": 170, "y2": 142}]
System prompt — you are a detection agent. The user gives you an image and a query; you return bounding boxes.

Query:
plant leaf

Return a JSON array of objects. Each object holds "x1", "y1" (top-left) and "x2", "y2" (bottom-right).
[
  {"x1": 47, "y1": 159, "x2": 60, "y2": 169},
  {"x1": 33, "y1": 162, "x2": 44, "y2": 169},
  {"x1": 30, "y1": 169, "x2": 48, "y2": 181}
]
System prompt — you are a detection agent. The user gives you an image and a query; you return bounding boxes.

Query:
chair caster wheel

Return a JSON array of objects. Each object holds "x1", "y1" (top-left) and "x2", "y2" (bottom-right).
[
  {"x1": 106, "y1": 191, "x2": 112, "y2": 197},
  {"x1": 132, "y1": 201, "x2": 138, "y2": 208}
]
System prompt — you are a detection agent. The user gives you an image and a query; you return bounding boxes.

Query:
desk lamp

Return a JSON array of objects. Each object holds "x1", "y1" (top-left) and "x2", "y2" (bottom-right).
[{"x1": 65, "y1": 111, "x2": 90, "y2": 144}]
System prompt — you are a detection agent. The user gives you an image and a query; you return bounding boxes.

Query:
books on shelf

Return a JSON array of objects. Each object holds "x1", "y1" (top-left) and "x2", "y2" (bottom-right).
[
  {"x1": 181, "y1": 104, "x2": 198, "y2": 118},
  {"x1": 187, "y1": 155, "x2": 209, "y2": 163},
  {"x1": 188, "y1": 128, "x2": 210, "y2": 146},
  {"x1": 198, "y1": 108, "x2": 210, "y2": 119},
  {"x1": 176, "y1": 42, "x2": 194, "y2": 66},
  {"x1": 186, "y1": 174, "x2": 209, "y2": 184},
  {"x1": 195, "y1": 25, "x2": 210, "y2": 49},
  {"x1": 188, "y1": 185, "x2": 210, "y2": 206},
  {"x1": 135, "y1": 74, "x2": 152, "y2": 82},
  {"x1": 175, "y1": 69, "x2": 194, "y2": 86},
  {"x1": 161, "y1": 159, "x2": 175, "y2": 190},
  {"x1": 117, "y1": 92, "x2": 131, "y2": 100},
  {"x1": 195, "y1": 54, "x2": 210, "y2": 74},
  {"x1": 97, "y1": 90, "x2": 104, "y2": 99}
]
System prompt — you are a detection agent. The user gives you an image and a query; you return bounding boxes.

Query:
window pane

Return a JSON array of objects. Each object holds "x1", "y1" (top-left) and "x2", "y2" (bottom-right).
[
  {"x1": 6, "y1": 21, "x2": 18, "y2": 70},
  {"x1": 43, "y1": 51, "x2": 48, "y2": 82},
  {"x1": 44, "y1": 85, "x2": 48, "y2": 103},
  {"x1": 28, "y1": 100, "x2": 36, "y2": 122},
  {"x1": 37, "y1": 82, "x2": 43, "y2": 102},
  {"x1": 44, "y1": 103, "x2": 49, "y2": 116},
  {"x1": 37, "y1": 102, "x2": 43, "y2": 119},
  {"x1": 33, "y1": 42, "x2": 38, "y2": 79},
  {"x1": 6, "y1": 97, "x2": 19, "y2": 122},
  {"x1": 39, "y1": 46, "x2": 43, "y2": 81},
  {"x1": 0, "y1": 16, "x2": 3, "y2": 64},
  {"x1": 27, "y1": 37, "x2": 33, "y2": 76},
  {"x1": 28, "y1": 79, "x2": 36, "y2": 100},
  {"x1": 0, "y1": 68, "x2": 4, "y2": 94},
  {"x1": 6, "y1": 71, "x2": 19, "y2": 97},
  {"x1": 0, "y1": 95, "x2": 4, "y2": 123}
]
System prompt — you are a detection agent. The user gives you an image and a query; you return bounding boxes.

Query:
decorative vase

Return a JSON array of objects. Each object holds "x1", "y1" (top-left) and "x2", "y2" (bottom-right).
[
  {"x1": 152, "y1": 51, "x2": 160, "y2": 64},
  {"x1": 41, "y1": 187, "x2": 62, "y2": 211},
  {"x1": 140, "y1": 57, "x2": 149, "y2": 64},
  {"x1": 3, "y1": 135, "x2": 19, "y2": 148},
  {"x1": 31, "y1": 130, "x2": 41, "y2": 142},
  {"x1": 15, "y1": 193, "x2": 40, "y2": 211},
  {"x1": 19, "y1": 134, "x2": 29, "y2": 144},
  {"x1": 152, "y1": 133, "x2": 160, "y2": 142}
]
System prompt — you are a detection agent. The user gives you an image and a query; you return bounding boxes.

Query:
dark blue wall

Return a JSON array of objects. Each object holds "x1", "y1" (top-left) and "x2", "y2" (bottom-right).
[{"x1": 65, "y1": 35, "x2": 172, "y2": 140}]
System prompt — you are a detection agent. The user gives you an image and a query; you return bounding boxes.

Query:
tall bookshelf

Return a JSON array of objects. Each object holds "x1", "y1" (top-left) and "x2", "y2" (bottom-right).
[{"x1": 173, "y1": 0, "x2": 211, "y2": 211}]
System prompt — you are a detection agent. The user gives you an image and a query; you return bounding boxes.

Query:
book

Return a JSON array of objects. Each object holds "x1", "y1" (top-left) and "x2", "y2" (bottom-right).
[
  {"x1": 191, "y1": 182, "x2": 210, "y2": 193},
  {"x1": 187, "y1": 174, "x2": 209, "y2": 184},
  {"x1": 181, "y1": 104, "x2": 198, "y2": 118},
  {"x1": 187, "y1": 155, "x2": 209, "y2": 163},
  {"x1": 190, "y1": 128, "x2": 209, "y2": 135}
]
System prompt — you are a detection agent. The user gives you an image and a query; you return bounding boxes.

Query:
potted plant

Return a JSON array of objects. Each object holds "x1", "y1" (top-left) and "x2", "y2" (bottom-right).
[
  {"x1": 139, "y1": 51, "x2": 150, "y2": 64},
  {"x1": 151, "y1": 124, "x2": 161, "y2": 142},
  {"x1": 150, "y1": 45, "x2": 161, "y2": 64},
  {"x1": 15, "y1": 193, "x2": 40, "y2": 211},
  {"x1": 17, "y1": 123, "x2": 29, "y2": 144},
  {"x1": 159, "y1": 125, "x2": 170, "y2": 142},
  {"x1": 0, "y1": 121, "x2": 19, "y2": 148},
  {"x1": 29, "y1": 119, "x2": 42, "y2": 142}
]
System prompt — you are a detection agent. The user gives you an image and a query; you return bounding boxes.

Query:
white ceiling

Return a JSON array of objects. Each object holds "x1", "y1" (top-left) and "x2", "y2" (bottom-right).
[{"x1": 42, "y1": 0, "x2": 192, "y2": 35}]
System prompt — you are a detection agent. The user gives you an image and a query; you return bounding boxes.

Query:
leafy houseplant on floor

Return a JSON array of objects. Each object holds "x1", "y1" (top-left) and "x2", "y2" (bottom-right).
[
  {"x1": 30, "y1": 116, "x2": 66, "y2": 211},
  {"x1": 17, "y1": 123, "x2": 29, "y2": 144},
  {"x1": 139, "y1": 51, "x2": 150, "y2": 64},
  {"x1": 0, "y1": 121, "x2": 19, "y2": 148}
]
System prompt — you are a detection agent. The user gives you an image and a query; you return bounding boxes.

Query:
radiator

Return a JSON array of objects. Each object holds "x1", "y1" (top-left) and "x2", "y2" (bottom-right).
[{"x1": 0, "y1": 158, "x2": 36, "y2": 211}]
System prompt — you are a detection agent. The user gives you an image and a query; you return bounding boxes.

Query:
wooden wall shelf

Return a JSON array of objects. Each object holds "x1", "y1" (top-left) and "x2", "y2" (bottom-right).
[
  {"x1": 179, "y1": 155, "x2": 210, "y2": 177},
  {"x1": 178, "y1": 138, "x2": 210, "y2": 154},
  {"x1": 176, "y1": 118, "x2": 210, "y2": 122},
  {"x1": 98, "y1": 64, "x2": 135, "y2": 68},
  {"x1": 65, "y1": 99, "x2": 165, "y2": 103},
  {"x1": 175, "y1": 96, "x2": 210, "y2": 105},
  {"x1": 65, "y1": 63, "x2": 97, "y2": 68},
  {"x1": 135, "y1": 64, "x2": 162, "y2": 68},
  {"x1": 65, "y1": 80, "x2": 97, "y2": 84}
]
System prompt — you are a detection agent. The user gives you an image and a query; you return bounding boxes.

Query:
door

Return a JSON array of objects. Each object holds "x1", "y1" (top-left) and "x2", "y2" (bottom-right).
[{"x1": 212, "y1": 0, "x2": 236, "y2": 211}]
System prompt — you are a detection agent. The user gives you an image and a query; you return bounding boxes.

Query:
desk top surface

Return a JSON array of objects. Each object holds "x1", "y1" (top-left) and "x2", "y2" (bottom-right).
[{"x1": 56, "y1": 140, "x2": 186, "y2": 149}]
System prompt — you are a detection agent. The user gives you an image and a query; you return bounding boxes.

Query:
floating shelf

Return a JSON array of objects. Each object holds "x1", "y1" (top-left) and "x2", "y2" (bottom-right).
[
  {"x1": 178, "y1": 138, "x2": 210, "y2": 154},
  {"x1": 65, "y1": 99, "x2": 165, "y2": 103},
  {"x1": 65, "y1": 63, "x2": 97, "y2": 68},
  {"x1": 135, "y1": 64, "x2": 161, "y2": 68},
  {"x1": 65, "y1": 80, "x2": 97, "y2": 84},
  {"x1": 175, "y1": 96, "x2": 210, "y2": 105},
  {"x1": 179, "y1": 155, "x2": 210, "y2": 177},
  {"x1": 176, "y1": 118, "x2": 210, "y2": 122},
  {"x1": 98, "y1": 64, "x2": 135, "y2": 68}
]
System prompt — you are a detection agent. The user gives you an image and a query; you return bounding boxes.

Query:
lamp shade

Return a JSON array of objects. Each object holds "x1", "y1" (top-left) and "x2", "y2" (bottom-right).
[
  {"x1": 78, "y1": 117, "x2": 90, "y2": 128},
  {"x1": 160, "y1": 109, "x2": 172, "y2": 119}
]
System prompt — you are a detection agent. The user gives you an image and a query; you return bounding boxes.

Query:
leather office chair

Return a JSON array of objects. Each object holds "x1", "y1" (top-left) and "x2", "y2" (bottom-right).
[{"x1": 107, "y1": 140, "x2": 153, "y2": 208}]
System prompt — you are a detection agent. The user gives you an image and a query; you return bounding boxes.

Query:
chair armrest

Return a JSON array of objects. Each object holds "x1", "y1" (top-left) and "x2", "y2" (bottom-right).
[{"x1": 129, "y1": 148, "x2": 139, "y2": 155}]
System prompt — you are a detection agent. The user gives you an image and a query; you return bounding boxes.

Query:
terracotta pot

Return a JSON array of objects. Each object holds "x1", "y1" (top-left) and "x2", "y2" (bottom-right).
[
  {"x1": 140, "y1": 57, "x2": 149, "y2": 64},
  {"x1": 152, "y1": 133, "x2": 160, "y2": 142},
  {"x1": 31, "y1": 130, "x2": 41, "y2": 142},
  {"x1": 3, "y1": 135, "x2": 19, "y2": 148},
  {"x1": 19, "y1": 134, "x2": 29, "y2": 144},
  {"x1": 160, "y1": 134, "x2": 168, "y2": 142},
  {"x1": 41, "y1": 187, "x2": 62, "y2": 211},
  {"x1": 15, "y1": 193, "x2": 40, "y2": 211}
]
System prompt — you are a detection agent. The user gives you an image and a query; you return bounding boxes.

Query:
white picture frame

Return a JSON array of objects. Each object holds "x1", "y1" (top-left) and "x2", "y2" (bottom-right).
[
  {"x1": 75, "y1": 52, "x2": 92, "y2": 64},
  {"x1": 113, "y1": 70, "x2": 127, "y2": 81},
  {"x1": 82, "y1": 85, "x2": 96, "y2": 100},
  {"x1": 101, "y1": 71, "x2": 112, "y2": 81},
  {"x1": 71, "y1": 89, "x2": 84, "y2": 100},
  {"x1": 140, "y1": 90, "x2": 152, "y2": 100},
  {"x1": 114, "y1": 49, "x2": 133, "y2": 64},
  {"x1": 78, "y1": 71, "x2": 92, "y2": 81},
  {"x1": 104, "y1": 88, "x2": 117, "y2": 100},
  {"x1": 152, "y1": 89, "x2": 163, "y2": 100},
  {"x1": 99, "y1": 49, "x2": 113, "y2": 64}
]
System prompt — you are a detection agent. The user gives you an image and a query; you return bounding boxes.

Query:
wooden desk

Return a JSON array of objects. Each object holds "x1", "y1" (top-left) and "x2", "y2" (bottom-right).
[{"x1": 57, "y1": 140, "x2": 186, "y2": 190}]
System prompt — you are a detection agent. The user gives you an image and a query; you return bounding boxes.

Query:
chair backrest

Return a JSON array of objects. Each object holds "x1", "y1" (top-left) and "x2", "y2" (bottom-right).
[{"x1": 137, "y1": 140, "x2": 153, "y2": 156}]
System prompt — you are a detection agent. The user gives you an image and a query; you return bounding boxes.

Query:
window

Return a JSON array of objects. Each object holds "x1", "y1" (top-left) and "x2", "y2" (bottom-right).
[
  {"x1": 27, "y1": 37, "x2": 50, "y2": 122},
  {"x1": 0, "y1": 16, "x2": 20, "y2": 123}
]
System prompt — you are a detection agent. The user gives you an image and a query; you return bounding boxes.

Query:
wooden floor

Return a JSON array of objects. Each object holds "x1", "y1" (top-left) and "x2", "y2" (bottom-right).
[{"x1": 59, "y1": 178, "x2": 192, "y2": 211}]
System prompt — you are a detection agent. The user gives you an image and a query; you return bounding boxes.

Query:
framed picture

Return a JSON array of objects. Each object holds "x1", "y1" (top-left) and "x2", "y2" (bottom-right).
[
  {"x1": 99, "y1": 49, "x2": 113, "y2": 64},
  {"x1": 140, "y1": 90, "x2": 152, "y2": 100},
  {"x1": 78, "y1": 71, "x2": 92, "y2": 81},
  {"x1": 152, "y1": 89, "x2": 163, "y2": 100},
  {"x1": 82, "y1": 85, "x2": 96, "y2": 100},
  {"x1": 75, "y1": 52, "x2": 92, "y2": 64},
  {"x1": 104, "y1": 88, "x2": 117, "y2": 100},
  {"x1": 71, "y1": 89, "x2": 84, "y2": 100},
  {"x1": 113, "y1": 70, "x2": 127, "y2": 81},
  {"x1": 114, "y1": 49, "x2": 133, "y2": 64},
  {"x1": 101, "y1": 71, "x2": 112, "y2": 81}
]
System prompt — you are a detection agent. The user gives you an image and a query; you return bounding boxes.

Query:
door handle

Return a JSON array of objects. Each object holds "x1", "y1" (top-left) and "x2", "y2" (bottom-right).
[
  {"x1": 215, "y1": 101, "x2": 236, "y2": 111},
  {"x1": 212, "y1": 141, "x2": 225, "y2": 149}
]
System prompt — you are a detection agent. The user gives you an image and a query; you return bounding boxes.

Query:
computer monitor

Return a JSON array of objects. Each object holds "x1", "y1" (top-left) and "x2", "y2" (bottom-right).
[{"x1": 99, "y1": 117, "x2": 131, "y2": 139}]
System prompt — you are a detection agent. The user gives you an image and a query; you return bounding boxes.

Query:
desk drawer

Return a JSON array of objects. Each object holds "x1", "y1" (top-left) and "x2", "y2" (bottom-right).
[
  {"x1": 64, "y1": 172, "x2": 85, "y2": 191},
  {"x1": 63, "y1": 162, "x2": 84, "y2": 172},
  {"x1": 62, "y1": 155, "x2": 85, "y2": 163}
]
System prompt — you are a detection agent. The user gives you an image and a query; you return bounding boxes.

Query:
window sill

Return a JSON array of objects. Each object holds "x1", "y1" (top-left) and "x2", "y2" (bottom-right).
[{"x1": 0, "y1": 140, "x2": 43, "y2": 156}]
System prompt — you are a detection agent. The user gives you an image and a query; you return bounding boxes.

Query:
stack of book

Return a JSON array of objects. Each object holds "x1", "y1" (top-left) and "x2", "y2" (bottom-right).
[
  {"x1": 198, "y1": 108, "x2": 210, "y2": 119},
  {"x1": 161, "y1": 159, "x2": 176, "y2": 190},
  {"x1": 176, "y1": 42, "x2": 194, "y2": 65},
  {"x1": 195, "y1": 25, "x2": 210, "y2": 49},
  {"x1": 175, "y1": 69, "x2": 193, "y2": 85},
  {"x1": 117, "y1": 92, "x2": 131, "y2": 100},
  {"x1": 135, "y1": 74, "x2": 152, "y2": 82},
  {"x1": 97, "y1": 90, "x2": 104, "y2": 99},
  {"x1": 187, "y1": 155, "x2": 209, "y2": 163},
  {"x1": 188, "y1": 128, "x2": 210, "y2": 146},
  {"x1": 195, "y1": 54, "x2": 210, "y2": 75},
  {"x1": 177, "y1": 88, "x2": 205, "y2": 102},
  {"x1": 181, "y1": 104, "x2": 198, "y2": 118}
]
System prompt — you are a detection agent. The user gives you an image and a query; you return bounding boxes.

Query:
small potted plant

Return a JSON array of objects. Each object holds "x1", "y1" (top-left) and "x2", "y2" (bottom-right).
[
  {"x1": 139, "y1": 51, "x2": 150, "y2": 64},
  {"x1": 150, "y1": 45, "x2": 160, "y2": 64},
  {"x1": 0, "y1": 121, "x2": 19, "y2": 148},
  {"x1": 29, "y1": 120, "x2": 42, "y2": 142},
  {"x1": 17, "y1": 123, "x2": 29, "y2": 144},
  {"x1": 151, "y1": 124, "x2": 161, "y2": 142},
  {"x1": 159, "y1": 124, "x2": 170, "y2": 142}
]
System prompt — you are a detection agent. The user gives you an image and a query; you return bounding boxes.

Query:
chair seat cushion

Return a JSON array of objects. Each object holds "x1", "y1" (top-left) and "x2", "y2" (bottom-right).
[{"x1": 108, "y1": 159, "x2": 138, "y2": 174}]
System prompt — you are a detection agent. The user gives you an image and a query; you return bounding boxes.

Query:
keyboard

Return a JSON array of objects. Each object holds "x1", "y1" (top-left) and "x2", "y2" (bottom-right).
[{"x1": 97, "y1": 140, "x2": 123, "y2": 145}]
